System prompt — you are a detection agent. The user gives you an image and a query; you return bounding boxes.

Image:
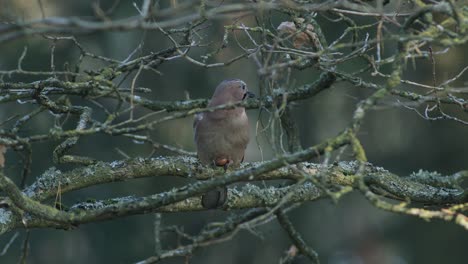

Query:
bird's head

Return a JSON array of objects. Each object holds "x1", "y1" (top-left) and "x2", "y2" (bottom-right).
[{"x1": 210, "y1": 79, "x2": 255, "y2": 106}]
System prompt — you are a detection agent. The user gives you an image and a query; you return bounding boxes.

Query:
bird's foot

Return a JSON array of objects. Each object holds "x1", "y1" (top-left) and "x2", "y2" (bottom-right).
[{"x1": 213, "y1": 158, "x2": 233, "y2": 172}]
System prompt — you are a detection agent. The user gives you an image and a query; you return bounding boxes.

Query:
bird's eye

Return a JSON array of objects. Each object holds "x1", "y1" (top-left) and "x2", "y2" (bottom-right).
[{"x1": 241, "y1": 84, "x2": 246, "y2": 90}]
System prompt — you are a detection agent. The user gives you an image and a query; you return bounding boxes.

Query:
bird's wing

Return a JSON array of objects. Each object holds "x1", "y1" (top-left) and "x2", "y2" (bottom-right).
[{"x1": 193, "y1": 113, "x2": 204, "y2": 129}]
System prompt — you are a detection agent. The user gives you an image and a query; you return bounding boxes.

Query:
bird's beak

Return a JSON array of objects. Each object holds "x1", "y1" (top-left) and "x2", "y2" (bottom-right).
[{"x1": 246, "y1": 91, "x2": 255, "y2": 98}]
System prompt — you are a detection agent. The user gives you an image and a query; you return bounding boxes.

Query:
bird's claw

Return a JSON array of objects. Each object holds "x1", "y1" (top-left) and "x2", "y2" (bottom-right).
[{"x1": 213, "y1": 158, "x2": 233, "y2": 172}]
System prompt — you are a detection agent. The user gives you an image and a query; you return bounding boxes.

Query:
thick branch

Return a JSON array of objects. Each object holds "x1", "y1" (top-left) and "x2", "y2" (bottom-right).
[{"x1": 0, "y1": 153, "x2": 464, "y2": 235}]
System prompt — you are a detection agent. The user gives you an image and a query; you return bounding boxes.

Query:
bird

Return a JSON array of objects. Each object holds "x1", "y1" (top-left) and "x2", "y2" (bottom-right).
[{"x1": 193, "y1": 79, "x2": 254, "y2": 209}]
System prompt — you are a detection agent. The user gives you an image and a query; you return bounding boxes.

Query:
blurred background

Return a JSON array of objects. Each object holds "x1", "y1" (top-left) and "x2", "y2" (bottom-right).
[{"x1": 0, "y1": 1, "x2": 467, "y2": 263}]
